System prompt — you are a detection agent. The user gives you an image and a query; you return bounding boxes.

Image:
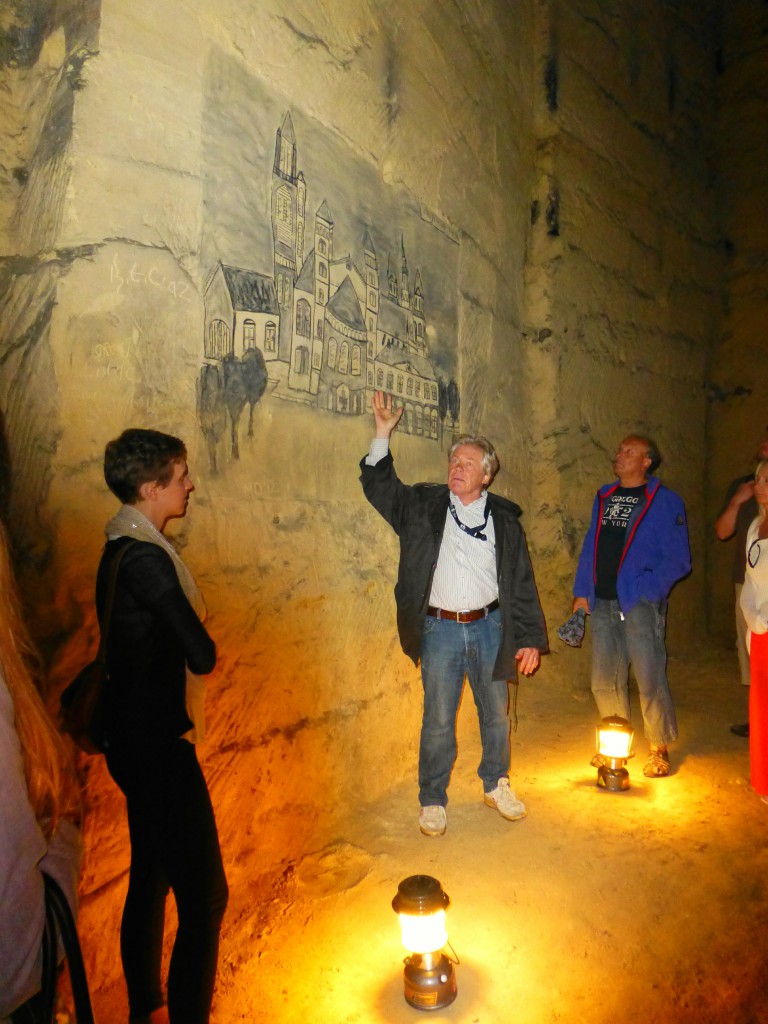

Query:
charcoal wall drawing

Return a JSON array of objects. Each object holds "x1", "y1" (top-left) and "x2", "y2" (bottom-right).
[{"x1": 200, "y1": 50, "x2": 460, "y2": 468}]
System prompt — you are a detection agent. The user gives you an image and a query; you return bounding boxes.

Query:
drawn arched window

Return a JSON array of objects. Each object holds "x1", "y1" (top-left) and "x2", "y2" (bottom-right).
[
  {"x1": 351, "y1": 346, "x2": 361, "y2": 376},
  {"x1": 318, "y1": 288, "x2": 325, "y2": 304},
  {"x1": 312, "y1": 349, "x2": 321, "y2": 370},
  {"x1": 377, "y1": 368, "x2": 384, "y2": 387},
  {"x1": 368, "y1": 369, "x2": 374, "y2": 385},
  {"x1": 386, "y1": 372, "x2": 394, "y2": 391},
  {"x1": 277, "y1": 275, "x2": 284, "y2": 305},
  {"x1": 243, "y1": 319, "x2": 256, "y2": 350},
  {"x1": 319, "y1": 239, "x2": 326, "y2": 255},
  {"x1": 431, "y1": 409, "x2": 439, "y2": 438},
  {"x1": 265, "y1": 322, "x2": 276, "y2": 352},
  {"x1": 397, "y1": 375, "x2": 404, "y2": 393},
  {"x1": 206, "y1": 319, "x2": 231, "y2": 360},
  {"x1": 367, "y1": 341, "x2": 373, "y2": 358},
  {"x1": 338, "y1": 341, "x2": 349, "y2": 375},
  {"x1": 294, "y1": 346, "x2": 309, "y2": 375},
  {"x1": 336, "y1": 384, "x2": 350, "y2": 413},
  {"x1": 319, "y1": 262, "x2": 327, "y2": 279},
  {"x1": 415, "y1": 380, "x2": 421, "y2": 398},
  {"x1": 296, "y1": 299, "x2": 311, "y2": 337},
  {"x1": 404, "y1": 404, "x2": 414, "y2": 433},
  {"x1": 368, "y1": 317, "x2": 373, "y2": 332},
  {"x1": 407, "y1": 377, "x2": 413, "y2": 395},
  {"x1": 416, "y1": 406, "x2": 423, "y2": 434},
  {"x1": 316, "y1": 317, "x2": 324, "y2": 339},
  {"x1": 275, "y1": 185, "x2": 293, "y2": 247},
  {"x1": 327, "y1": 337, "x2": 337, "y2": 368},
  {"x1": 416, "y1": 321, "x2": 423, "y2": 338}
]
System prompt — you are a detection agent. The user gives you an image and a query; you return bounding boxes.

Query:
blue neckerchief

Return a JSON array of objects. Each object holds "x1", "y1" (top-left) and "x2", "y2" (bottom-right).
[{"x1": 449, "y1": 497, "x2": 490, "y2": 541}]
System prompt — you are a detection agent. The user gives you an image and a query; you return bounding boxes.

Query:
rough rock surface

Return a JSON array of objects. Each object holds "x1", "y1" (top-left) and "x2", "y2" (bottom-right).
[{"x1": 0, "y1": 1, "x2": 766, "y2": 1020}]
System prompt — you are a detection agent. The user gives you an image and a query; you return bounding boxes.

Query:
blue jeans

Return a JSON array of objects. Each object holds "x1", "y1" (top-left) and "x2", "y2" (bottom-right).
[
  {"x1": 418, "y1": 608, "x2": 509, "y2": 806},
  {"x1": 590, "y1": 598, "x2": 678, "y2": 746}
]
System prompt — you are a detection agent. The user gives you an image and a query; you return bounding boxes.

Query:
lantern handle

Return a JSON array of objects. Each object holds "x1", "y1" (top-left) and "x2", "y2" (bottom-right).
[{"x1": 444, "y1": 941, "x2": 460, "y2": 965}]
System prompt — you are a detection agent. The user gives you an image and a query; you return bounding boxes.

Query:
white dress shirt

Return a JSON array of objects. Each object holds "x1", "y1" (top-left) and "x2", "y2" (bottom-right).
[{"x1": 365, "y1": 438, "x2": 498, "y2": 612}]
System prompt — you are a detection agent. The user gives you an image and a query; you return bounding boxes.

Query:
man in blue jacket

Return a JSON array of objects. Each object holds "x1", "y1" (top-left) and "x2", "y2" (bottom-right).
[{"x1": 573, "y1": 435, "x2": 690, "y2": 778}]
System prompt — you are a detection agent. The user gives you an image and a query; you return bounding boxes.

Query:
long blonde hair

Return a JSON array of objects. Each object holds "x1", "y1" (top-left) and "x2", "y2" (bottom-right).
[{"x1": 0, "y1": 522, "x2": 79, "y2": 835}]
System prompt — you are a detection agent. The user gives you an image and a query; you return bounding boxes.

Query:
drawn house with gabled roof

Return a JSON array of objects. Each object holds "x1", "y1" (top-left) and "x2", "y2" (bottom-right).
[
  {"x1": 204, "y1": 264, "x2": 280, "y2": 362},
  {"x1": 202, "y1": 110, "x2": 448, "y2": 439}
]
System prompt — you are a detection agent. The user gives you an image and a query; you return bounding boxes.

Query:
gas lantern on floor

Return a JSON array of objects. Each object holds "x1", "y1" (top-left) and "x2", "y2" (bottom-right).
[
  {"x1": 595, "y1": 715, "x2": 635, "y2": 791},
  {"x1": 391, "y1": 875, "x2": 457, "y2": 1010}
]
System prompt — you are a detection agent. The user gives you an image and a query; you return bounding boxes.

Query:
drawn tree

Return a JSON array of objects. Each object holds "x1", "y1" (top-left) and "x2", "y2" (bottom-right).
[
  {"x1": 448, "y1": 378, "x2": 460, "y2": 435},
  {"x1": 241, "y1": 347, "x2": 268, "y2": 437},
  {"x1": 222, "y1": 354, "x2": 247, "y2": 460},
  {"x1": 437, "y1": 377, "x2": 449, "y2": 447},
  {"x1": 197, "y1": 364, "x2": 227, "y2": 474}
]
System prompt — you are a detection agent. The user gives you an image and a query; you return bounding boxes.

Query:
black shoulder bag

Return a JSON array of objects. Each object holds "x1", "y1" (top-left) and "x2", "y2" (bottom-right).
[{"x1": 59, "y1": 541, "x2": 134, "y2": 754}]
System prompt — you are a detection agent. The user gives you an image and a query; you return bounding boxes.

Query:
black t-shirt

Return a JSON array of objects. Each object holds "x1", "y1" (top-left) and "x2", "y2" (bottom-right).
[{"x1": 595, "y1": 485, "x2": 647, "y2": 600}]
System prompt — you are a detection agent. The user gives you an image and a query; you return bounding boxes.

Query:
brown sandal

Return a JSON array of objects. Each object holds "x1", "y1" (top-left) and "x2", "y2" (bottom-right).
[{"x1": 643, "y1": 748, "x2": 670, "y2": 777}]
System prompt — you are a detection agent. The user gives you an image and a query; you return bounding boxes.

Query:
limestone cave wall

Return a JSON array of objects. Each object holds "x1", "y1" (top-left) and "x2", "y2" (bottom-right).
[
  {"x1": 707, "y1": 1, "x2": 768, "y2": 641},
  {"x1": 526, "y1": 0, "x2": 724, "y2": 654},
  {"x1": 0, "y1": 0, "x2": 746, "y2": 1018}
]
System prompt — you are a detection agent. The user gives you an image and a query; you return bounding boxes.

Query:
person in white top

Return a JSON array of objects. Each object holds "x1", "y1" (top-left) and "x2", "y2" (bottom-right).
[
  {"x1": 739, "y1": 460, "x2": 768, "y2": 804},
  {"x1": 0, "y1": 522, "x2": 81, "y2": 1021},
  {"x1": 360, "y1": 391, "x2": 547, "y2": 836}
]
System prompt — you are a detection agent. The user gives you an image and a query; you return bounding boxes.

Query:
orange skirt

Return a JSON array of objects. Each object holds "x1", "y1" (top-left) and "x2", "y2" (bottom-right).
[{"x1": 750, "y1": 630, "x2": 768, "y2": 796}]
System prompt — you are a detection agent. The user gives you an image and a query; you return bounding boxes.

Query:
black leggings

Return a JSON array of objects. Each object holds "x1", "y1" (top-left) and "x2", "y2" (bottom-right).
[{"x1": 106, "y1": 739, "x2": 228, "y2": 1024}]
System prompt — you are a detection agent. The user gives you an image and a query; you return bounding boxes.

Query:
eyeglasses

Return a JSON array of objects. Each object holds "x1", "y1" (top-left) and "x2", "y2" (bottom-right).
[{"x1": 748, "y1": 540, "x2": 761, "y2": 568}]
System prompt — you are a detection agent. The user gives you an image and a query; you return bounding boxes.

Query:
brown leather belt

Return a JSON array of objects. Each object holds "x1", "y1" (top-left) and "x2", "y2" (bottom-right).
[{"x1": 426, "y1": 600, "x2": 499, "y2": 623}]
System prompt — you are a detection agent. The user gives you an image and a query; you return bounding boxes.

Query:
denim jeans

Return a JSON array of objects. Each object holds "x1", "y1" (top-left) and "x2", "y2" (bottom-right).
[
  {"x1": 418, "y1": 608, "x2": 509, "y2": 806},
  {"x1": 590, "y1": 598, "x2": 678, "y2": 746}
]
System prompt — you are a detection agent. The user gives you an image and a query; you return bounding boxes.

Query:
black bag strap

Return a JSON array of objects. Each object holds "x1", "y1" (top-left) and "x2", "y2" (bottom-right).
[
  {"x1": 95, "y1": 540, "x2": 136, "y2": 666},
  {"x1": 42, "y1": 872, "x2": 95, "y2": 1023},
  {"x1": 10, "y1": 874, "x2": 95, "y2": 1024}
]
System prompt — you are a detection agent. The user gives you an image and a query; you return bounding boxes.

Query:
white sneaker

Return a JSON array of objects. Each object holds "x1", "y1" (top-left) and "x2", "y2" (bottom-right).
[
  {"x1": 419, "y1": 805, "x2": 447, "y2": 836},
  {"x1": 484, "y1": 778, "x2": 526, "y2": 821}
]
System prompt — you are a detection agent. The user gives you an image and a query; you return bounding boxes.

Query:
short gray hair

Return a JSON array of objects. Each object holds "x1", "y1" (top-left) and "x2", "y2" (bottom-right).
[{"x1": 448, "y1": 434, "x2": 500, "y2": 483}]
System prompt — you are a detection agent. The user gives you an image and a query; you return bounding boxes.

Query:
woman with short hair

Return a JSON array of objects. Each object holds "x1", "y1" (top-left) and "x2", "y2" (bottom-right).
[{"x1": 99, "y1": 428, "x2": 227, "y2": 1024}]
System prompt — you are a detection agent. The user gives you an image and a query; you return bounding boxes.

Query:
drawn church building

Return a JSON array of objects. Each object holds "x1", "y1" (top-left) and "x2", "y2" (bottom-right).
[{"x1": 203, "y1": 112, "x2": 443, "y2": 439}]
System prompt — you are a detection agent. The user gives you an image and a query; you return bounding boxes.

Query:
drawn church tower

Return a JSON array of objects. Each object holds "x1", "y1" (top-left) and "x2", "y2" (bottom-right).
[
  {"x1": 413, "y1": 268, "x2": 426, "y2": 355},
  {"x1": 272, "y1": 112, "x2": 306, "y2": 361},
  {"x1": 363, "y1": 228, "x2": 380, "y2": 359}
]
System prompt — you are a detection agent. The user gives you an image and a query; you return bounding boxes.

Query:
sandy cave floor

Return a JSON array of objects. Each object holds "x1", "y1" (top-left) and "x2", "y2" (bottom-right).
[
  {"x1": 208, "y1": 643, "x2": 768, "y2": 1024},
  {"x1": 76, "y1": 643, "x2": 768, "y2": 1023}
]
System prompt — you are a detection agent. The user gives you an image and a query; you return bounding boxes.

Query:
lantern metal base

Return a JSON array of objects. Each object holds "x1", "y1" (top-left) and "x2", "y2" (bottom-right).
[
  {"x1": 597, "y1": 763, "x2": 630, "y2": 791},
  {"x1": 402, "y1": 951, "x2": 457, "y2": 1011}
]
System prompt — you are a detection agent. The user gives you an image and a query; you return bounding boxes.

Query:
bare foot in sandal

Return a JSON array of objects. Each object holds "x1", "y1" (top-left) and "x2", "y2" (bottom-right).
[{"x1": 643, "y1": 746, "x2": 670, "y2": 777}]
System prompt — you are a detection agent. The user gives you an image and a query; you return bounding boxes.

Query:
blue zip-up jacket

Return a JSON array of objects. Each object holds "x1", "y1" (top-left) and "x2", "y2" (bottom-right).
[{"x1": 573, "y1": 475, "x2": 691, "y2": 614}]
